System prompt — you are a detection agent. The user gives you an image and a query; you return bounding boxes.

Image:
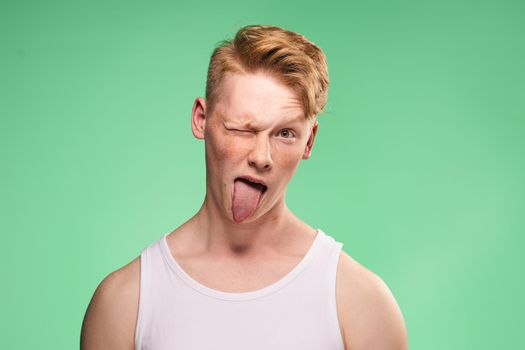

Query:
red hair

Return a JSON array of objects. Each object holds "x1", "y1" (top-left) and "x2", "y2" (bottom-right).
[{"x1": 205, "y1": 25, "x2": 329, "y2": 120}]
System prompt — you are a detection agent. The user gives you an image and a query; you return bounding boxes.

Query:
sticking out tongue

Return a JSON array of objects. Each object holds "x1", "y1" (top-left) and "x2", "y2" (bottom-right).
[{"x1": 232, "y1": 178, "x2": 265, "y2": 223}]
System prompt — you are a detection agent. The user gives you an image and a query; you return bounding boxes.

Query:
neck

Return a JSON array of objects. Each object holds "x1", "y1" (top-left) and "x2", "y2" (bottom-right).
[{"x1": 188, "y1": 193, "x2": 304, "y2": 256}]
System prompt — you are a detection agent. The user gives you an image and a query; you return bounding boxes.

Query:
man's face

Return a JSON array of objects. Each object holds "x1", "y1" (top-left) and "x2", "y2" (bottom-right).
[{"x1": 192, "y1": 72, "x2": 318, "y2": 224}]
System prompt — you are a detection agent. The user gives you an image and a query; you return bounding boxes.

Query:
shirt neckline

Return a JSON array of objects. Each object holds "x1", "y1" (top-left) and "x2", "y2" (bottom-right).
[{"x1": 159, "y1": 228, "x2": 326, "y2": 301}]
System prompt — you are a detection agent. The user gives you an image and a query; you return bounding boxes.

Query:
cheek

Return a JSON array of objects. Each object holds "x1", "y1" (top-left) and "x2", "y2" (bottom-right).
[
  {"x1": 273, "y1": 142, "x2": 305, "y2": 166},
  {"x1": 206, "y1": 133, "x2": 246, "y2": 164}
]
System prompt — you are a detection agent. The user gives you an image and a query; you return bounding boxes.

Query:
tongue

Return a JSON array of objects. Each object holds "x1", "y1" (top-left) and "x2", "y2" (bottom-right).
[{"x1": 232, "y1": 179, "x2": 264, "y2": 223}]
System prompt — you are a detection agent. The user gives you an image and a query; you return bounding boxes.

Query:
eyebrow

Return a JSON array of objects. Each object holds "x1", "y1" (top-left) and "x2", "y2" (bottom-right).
[
  {"x1": 279, "y1": 114, "x2": 305, "y2": 124},
  {"x1": 225, "y1": 114, "x2": 305, "y2": 128}
]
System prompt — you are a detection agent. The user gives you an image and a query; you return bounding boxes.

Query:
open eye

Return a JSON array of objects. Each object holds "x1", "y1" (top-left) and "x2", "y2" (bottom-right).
[{"x1": 278, "y1": 129, "x2": 295, "y2": 138}]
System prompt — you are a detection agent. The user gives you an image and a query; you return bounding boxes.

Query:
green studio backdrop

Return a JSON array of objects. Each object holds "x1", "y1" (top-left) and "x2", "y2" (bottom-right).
[{"x1": 1, "y1": 0, "x2": 524, "y2": 348}]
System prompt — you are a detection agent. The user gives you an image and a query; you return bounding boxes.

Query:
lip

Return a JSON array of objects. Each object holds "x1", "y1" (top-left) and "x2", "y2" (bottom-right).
[{"x1": 236, "y1": 175, "x2": 268, "y2": 190}]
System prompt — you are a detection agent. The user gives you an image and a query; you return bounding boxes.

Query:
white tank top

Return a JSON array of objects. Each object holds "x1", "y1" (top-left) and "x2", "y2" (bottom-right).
[{"x1": 135, "y1": 228, "x2": 345, "y2": 350}]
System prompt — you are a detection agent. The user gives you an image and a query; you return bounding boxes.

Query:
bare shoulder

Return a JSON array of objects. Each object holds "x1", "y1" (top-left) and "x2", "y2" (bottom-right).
[
  {"x1": 80, "y1": 256, "x2": 141, "y2": 350},
  {"x1": 336, "y1": 251, "x2": 408, "y2": 350}
]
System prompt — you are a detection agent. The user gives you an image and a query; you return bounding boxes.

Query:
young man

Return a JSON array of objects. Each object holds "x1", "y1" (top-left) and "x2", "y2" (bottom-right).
[{"x1": 81, "y1": 25, "x2": 408, "y2": 350}]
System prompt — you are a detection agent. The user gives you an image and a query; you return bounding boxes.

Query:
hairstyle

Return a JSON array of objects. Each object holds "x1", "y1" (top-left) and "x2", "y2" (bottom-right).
[{"x1": 205, "y1": 25, "x2": 329, "y2": 121}]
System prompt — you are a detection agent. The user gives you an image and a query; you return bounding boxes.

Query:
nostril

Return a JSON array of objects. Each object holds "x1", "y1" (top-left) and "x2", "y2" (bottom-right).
[{"x1": 248, "y1": 157, "x2": 272, "y2": 169}]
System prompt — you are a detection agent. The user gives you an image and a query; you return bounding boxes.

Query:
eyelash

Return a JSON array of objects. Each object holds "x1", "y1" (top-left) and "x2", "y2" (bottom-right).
[{"x1": 227, "y1": 128, "x2": 295, "y2": 138}]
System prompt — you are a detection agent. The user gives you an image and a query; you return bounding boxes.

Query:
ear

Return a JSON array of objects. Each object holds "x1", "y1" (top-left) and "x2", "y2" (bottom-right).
[
  {"x1": 302, "y1": 121, "x2": 318, "y2": 160},
  {"x1": 191, "y1": 97, "x2": 207, "y2": 139}
]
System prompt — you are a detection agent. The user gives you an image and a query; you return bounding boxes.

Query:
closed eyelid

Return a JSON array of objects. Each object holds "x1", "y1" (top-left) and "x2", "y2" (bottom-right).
[{"x1": 226, "y1": 127, "x2": 255, "y2": 134}]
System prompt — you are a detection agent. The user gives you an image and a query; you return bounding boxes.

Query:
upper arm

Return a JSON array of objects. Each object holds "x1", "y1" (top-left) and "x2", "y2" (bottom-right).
[
  {"x1": 80, "y1": 257, "x2": 140, "y2": 350},
  {"x1": 336, "y1": 252, "x2": 408, "y2": 350}
]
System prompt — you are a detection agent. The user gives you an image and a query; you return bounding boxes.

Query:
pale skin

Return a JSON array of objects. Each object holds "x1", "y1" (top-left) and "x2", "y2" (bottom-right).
[{"x1": 80, "y1": 72, "x2": 408, "y2": 350}]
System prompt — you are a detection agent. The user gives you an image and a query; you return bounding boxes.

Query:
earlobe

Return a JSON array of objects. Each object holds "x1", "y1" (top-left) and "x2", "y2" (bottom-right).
[
  {"x1": 191, "y1": 97, "x2": 207, "y2": 139},
  {"x1": 302, "y1": 121, "x2": 318, "y2": 160}
]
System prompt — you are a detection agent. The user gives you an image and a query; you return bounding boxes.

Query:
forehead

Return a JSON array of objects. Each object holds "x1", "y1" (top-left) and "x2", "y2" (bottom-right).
[{"x1": 212, "y1": 72, "x2": 305, "y2": 127}]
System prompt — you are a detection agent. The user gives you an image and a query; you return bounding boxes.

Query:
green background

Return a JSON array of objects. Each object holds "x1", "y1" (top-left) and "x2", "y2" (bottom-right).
[{"x1": 1, "y1": 0, "x2": 524, "y2": 348}]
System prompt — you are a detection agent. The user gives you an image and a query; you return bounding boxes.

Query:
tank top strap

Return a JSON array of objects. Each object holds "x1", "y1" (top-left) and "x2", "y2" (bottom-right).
[{"x1": 134, "y1": 239, "x2": 158, "y2": 349}]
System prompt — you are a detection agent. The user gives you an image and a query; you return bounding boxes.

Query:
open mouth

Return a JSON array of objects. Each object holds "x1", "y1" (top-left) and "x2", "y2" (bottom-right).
[{"x1": 235, "y1": 177, "x2": 268, "y2": 193}]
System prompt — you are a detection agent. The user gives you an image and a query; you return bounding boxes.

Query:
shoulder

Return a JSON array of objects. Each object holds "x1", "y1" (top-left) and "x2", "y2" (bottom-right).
[
  {"x1": 335, "y1": 251, "x2": 408, "y2": 350},
  {"x1": 80, "y1": 256, "x2": 141, "y2": 350}
]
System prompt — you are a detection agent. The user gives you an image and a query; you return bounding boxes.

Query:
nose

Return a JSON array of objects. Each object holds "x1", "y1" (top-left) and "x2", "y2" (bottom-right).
[{"x1": 248, "y1": 135, "x2": 273, "y2": 170}]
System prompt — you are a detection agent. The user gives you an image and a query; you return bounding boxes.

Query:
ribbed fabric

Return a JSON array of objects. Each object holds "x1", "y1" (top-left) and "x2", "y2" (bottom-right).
[{"x1": 135, "y1": 229, "x2": 345, "y2": 350}]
